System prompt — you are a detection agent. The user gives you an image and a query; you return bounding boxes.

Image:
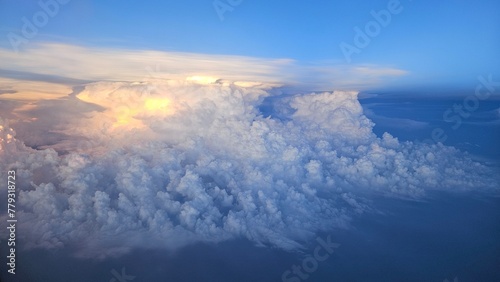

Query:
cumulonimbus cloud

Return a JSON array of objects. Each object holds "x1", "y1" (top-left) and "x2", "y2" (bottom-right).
[{"x1": 0, "y1": 80, "x2": 497, "y2": 258}]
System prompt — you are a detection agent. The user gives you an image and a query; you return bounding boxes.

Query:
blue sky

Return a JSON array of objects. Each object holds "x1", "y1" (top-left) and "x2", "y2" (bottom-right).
[{"x1": 1, "y1": 0, "x2": 499, "y2": 90}]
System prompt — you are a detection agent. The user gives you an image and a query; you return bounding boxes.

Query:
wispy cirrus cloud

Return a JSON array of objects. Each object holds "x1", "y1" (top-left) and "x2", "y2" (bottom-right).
[{"x1": 0, "y1": 42, "x2": 408, "y2": 99}]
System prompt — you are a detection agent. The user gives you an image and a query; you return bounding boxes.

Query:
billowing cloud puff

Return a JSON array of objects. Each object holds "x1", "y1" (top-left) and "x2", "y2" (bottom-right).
[{"x1": 0, "y1": 81, "x2": 497, "y2": 258}]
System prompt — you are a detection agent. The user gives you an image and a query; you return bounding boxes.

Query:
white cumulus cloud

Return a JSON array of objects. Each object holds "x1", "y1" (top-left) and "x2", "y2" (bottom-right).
[{"x1": 0, "y1": 81, "x2": 497, "y2": 258}]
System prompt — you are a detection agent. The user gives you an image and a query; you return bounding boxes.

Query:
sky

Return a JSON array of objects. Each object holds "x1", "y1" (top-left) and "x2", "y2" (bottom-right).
[
  {"x1": 1, "y1": 1, "x2": 500, "y2": 282},
  {"x1": 0, "y1": 0, "x2": 499, "y2": 91}
]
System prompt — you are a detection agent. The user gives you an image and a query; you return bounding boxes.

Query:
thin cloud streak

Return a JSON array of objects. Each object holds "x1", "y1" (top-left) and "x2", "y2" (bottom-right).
[{"x1": 0, "y1": 42, "x2": 408, "y2": 93}]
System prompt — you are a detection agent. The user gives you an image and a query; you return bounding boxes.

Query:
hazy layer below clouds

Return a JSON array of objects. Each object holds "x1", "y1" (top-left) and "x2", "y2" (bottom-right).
[
  {"x1": 7, "y1": 193, "x2": 500, "y2": 282},
  {"x1": 0, "y1": 80, "x2": 498, "y2": 258}
]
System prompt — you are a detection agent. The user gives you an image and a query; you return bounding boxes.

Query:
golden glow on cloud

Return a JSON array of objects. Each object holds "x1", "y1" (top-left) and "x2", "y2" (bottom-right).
[
  {"x1": 109, "y1": 97, "x2": 174, "y2": 129},
  {"x1": 186, "y1": 76, "x2": 220, "y2": 85},
  {"x1": 144, "y1": 98, "x2": 172, "y2": 113},
  {"x1": 75, "y1": 84, "x2": 177, "y2": 129},
  {"x1": 113, "y1": 106, "x2": 142, "y2": 129},
  {"x1": 0, "y1": 123, "x2": 15, "y2": 152},
  {"x1": 111, "y1": 98, "x2": 175, "y2": 129}
]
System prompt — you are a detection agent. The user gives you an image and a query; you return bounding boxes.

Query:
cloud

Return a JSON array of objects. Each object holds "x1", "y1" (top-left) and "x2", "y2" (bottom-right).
[
  {"x1": 0, "y1": 77, "x2": 73, "y2": 101},
  {"x1": 0, "y1": 42, "x2": 408, "y2": 96},
  {"x1": 0, "y1": 42, "x2": 294, "y2": 85},
  {"x1": 0, "y1": 89, "x2": 17, "y2": 95},
  {"x1": 0, "y1": 81, "x2": 497, "y2": 258}
]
